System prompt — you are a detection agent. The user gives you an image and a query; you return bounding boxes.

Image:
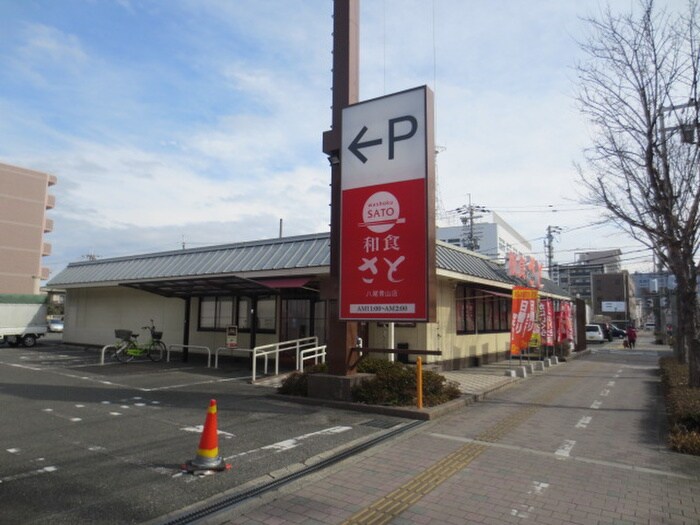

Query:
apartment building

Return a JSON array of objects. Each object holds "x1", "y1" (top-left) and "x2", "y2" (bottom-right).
[
  {"x1": 437, "y1": 212, "x2": 531, "y2": 261},
  {"x1": 0, "y1": 162, "x2": 57, "y2": 294}
]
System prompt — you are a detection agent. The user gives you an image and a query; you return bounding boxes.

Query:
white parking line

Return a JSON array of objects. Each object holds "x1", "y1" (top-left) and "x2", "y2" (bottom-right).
[
  {"x1": 181, "y1": 426, "x2": 236, "y2": 440},
  {"x1": 575, "y1": 416, "x2": 592, "y2": 429},
  {"x1": 591, "y1": 400, "x2": 602, "y2": 409},
  {"x1": 600, "y1": 389, "x2": 610, "y2": 396},
  {"x1": 224, "y1": 426, "x2": 352, "y2": 460},
  {"x1": 0, "y1": 465, "x2": 58, "y2": 484},
  {"x1": 555, "y1": 440, "x2": 576, "y2": 457}
]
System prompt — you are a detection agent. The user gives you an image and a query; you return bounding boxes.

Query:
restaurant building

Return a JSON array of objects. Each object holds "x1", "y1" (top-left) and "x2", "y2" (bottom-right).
[{"x1": 48, "y1": 232, "x2": 573, "y2": 370}]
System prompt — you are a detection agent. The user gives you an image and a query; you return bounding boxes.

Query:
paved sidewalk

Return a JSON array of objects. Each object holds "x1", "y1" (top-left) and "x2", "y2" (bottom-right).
[{"x1": 193, "y1": 336, "x2": 700, "y2": 525}]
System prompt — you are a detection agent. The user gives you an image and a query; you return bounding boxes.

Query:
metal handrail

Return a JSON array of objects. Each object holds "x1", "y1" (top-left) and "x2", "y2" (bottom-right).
[
  {"x1": 299, "y1": 345, "x2": 327, "y2": 370},
  {"x1": 214, "y1": 346, "x2": 252, "y2": 369},
  {"x1": 251, "y1": 336, "x2": 319, "y2": 382},
  {"x1": 167, "y1": 344, "x2": 212, "y2": 367}
]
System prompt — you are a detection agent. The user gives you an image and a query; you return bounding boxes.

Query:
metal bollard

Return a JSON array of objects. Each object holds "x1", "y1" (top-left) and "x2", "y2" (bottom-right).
[{"x1": 416, "y1": 357, "x2": 423, "y2": 409}]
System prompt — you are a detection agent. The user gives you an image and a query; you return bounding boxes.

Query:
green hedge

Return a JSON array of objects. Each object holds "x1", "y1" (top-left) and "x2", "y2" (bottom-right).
[{"x1": 659, "y1": 356, "x2": 700, "y2": 455}]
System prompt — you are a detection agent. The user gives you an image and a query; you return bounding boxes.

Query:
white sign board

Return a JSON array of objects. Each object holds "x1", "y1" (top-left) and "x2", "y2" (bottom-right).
[
  {"x1": 602, "y1": 301, "x2": 626, "y2": 313},
  {"x1": 341, "y1": 87, "x2": 428, "y2": 189}
]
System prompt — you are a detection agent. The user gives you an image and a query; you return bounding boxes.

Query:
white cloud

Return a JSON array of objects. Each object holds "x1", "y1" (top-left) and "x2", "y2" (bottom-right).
[{"x1": 0, "y1": 0, "x2": 664, "y2": 277}]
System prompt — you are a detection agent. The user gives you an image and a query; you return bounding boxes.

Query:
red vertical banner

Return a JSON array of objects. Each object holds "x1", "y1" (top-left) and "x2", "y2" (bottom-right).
[
  {"x1": 544, "y1": 299, "x2": 555, "y2": 346},
  {"x1": 510, "y1": 287, "x2": 539, "y2": 356},
  {"x1": 556, "y1": 307, "x2": 565, "y2": 344},
  {"x1": 556, "y1": 302, "x2": 574, "y2": 343},
  {"x1": 564, "y1": 302, "x2": 574, "y2": 341}
]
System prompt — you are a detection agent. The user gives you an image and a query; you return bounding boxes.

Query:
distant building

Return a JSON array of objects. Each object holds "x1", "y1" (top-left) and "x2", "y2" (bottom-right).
[
  {"x1": 591, "y1": 272, "x2": 635, "y2": 323},
  {"x1": 0, "y1": 162, "x2": 57, "y2": 294},
  {"x1": 437, "y1": 211, "x2": 531, "y2": 261},
  {"x1": 631, "y1": 272, "x2": 676, "y2": 329},
  {"x1": 552, "y1": 249, "x2": 623, "y2": 306}
]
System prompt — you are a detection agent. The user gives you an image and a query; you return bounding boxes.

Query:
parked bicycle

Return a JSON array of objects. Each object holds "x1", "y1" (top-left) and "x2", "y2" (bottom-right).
[{"x1": 114, "y1": 320, "x2": 166, "y2": 363}]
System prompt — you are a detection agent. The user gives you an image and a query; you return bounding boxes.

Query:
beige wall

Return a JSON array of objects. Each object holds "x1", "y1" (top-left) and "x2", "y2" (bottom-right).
[
  {"x1": 64, "y1": 287, "x2": 281, "y2": 358},
  {"x1": 0, "y1": 162, "x2": 55, "y2": 294},
  {"x1": 63, "y1": 276, "x2": 515, "y2": 370},
  {"x1": 434, "y1": 279, "x2": 511, "y2": 368},
  {"x1": 361, "y1": 278, "x2": 512, "y2": 369},
  {"x1": 64, "y1": 286, "x2": 185, "y2": 346}
]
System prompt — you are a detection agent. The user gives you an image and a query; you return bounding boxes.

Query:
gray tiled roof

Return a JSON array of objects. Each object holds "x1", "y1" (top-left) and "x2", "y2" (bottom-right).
[
  {"x1": 435, "y1": 242, "x2": 512, "y2": 284},
  {"x1": 48, "y1": 233, "x2": 331, "y2": 286},
  {"x1": 48, "y1": 232, "x2": 571, "y2": 299}
]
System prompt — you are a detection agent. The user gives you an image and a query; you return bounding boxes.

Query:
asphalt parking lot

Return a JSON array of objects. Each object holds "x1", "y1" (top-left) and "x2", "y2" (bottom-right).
[{"x1": 0, "y1": 339, "x2": 412, "y2": 524}]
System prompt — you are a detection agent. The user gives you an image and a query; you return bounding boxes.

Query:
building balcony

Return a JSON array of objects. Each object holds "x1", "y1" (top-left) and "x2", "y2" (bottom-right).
[
  {"x1": 42, "y1": 242, "x2": 52, "y2": 256},
  {"x1": 48, "y1": 174, "x2": 58, "y2": 186},
  {"x1": 44, "y1": 217, "x2": 54, "y2": 233},
  {"x1": 46, "y1": 194, "x2": 55, "y2": 209},
  {"x1": 40, "y1": 267, "x2": 51, "y2": 280}
]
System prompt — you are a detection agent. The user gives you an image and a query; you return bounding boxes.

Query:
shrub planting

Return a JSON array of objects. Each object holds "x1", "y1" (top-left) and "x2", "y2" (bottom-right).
[
  {"x1": 277, "y1": 356, "x2": 462, "y2": 408},
  {"x1": 353, "y1": 357, "x2": 461, "y2": 407},
  {"x1": 659, "y1": 356, "x2": 700, "y2": 455}
]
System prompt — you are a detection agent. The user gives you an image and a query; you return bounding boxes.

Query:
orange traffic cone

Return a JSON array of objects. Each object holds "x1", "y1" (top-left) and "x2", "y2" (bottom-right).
[{"x1": 183, "y1": 399, "x2": 230, "y2": 473}]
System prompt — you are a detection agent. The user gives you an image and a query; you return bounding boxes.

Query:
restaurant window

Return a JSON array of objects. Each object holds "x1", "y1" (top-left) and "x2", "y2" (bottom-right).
[
  {"x1": 198, "y1": 296, "x2": 235, "y2": 331},
  {"x1": 237, "y1": 297, "x2": 252, "y2": 330},
  {"x1": 456, "y1": 285, "x2": 511, "y2": 334},
  {"x1": 256, "y1": 296, "x2": 277, "y2": 333}
]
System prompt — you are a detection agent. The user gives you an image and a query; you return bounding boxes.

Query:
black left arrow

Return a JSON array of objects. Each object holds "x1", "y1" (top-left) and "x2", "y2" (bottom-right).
[{"x1": 348, "y1": 126, "x2": 382, "y2": 163}]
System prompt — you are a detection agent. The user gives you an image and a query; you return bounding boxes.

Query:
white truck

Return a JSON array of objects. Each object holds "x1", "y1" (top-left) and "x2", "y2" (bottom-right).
[{"x1": 0, "y1": 294, "x2": 48, "y2": 348}]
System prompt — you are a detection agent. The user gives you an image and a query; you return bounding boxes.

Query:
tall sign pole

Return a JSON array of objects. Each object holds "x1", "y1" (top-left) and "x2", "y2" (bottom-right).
[{"x1": 322, "y1": 0, "x2": 360, "y2": 375}]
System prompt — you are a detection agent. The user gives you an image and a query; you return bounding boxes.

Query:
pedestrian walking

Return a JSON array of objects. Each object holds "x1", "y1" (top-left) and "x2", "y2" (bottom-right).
[{"x1": 626, "y1": 325, "x2": 637, "y2": 348}]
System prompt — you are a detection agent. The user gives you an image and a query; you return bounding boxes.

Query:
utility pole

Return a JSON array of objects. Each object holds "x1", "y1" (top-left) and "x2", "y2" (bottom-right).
[
  {"x1": 544, "y1": 225, "x2": 562, "y2": 279},
  {"x1": 456, "y1": 194, "x2": 487, "y2": 252}
]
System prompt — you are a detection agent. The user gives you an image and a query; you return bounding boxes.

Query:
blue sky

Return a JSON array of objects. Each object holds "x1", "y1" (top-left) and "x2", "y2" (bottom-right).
[{"x1": 0, "y1": 0, "x2": 673, "y2": 279}]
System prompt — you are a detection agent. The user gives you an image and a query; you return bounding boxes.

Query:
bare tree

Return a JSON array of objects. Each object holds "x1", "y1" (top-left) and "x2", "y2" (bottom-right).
[{"x1": 576, "y1": 0, "x2": 700, "y2": 386}]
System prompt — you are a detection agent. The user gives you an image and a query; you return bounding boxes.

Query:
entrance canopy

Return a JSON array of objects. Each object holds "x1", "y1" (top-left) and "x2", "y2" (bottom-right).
[
  {"x1": 122, "y1": 275, "x2": 276, "y2": 298},
  {"x1": 122, "y1": 275, "x2": 316, "y2": 298}
]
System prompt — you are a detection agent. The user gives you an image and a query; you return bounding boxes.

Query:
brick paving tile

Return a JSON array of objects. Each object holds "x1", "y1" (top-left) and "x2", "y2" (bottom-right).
[{"x1": 207, "y1": 347, "x2": 700, "y2": 525}]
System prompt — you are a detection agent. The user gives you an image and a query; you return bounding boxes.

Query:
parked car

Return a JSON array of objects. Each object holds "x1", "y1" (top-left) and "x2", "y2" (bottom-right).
[
  {"x1": 586, "y1": 324, "x2": 605, "y2": 343},
  {"x1": 48, "y1": 319, "x2": 64, "y2": 333},
  {"x1": 592, "y1": 322, "x2": 613, "y2": 342},
  {"x1": 610, "y1": 325, "x2": 626, "y2": 339}
]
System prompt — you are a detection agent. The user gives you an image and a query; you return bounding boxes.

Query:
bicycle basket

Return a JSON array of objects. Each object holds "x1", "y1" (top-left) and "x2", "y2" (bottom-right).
[
  {"x1": 152, "y1": 331, "x2": 163, "y2": 340},
  {"x1": 115, "y1": 329, "x2": 132, "y2": 341}
]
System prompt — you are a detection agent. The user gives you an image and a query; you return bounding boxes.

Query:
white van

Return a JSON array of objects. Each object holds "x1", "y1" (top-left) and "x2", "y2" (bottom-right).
[{"x1": 586, "y1": 324, "x2": 605, "y2": 343}]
